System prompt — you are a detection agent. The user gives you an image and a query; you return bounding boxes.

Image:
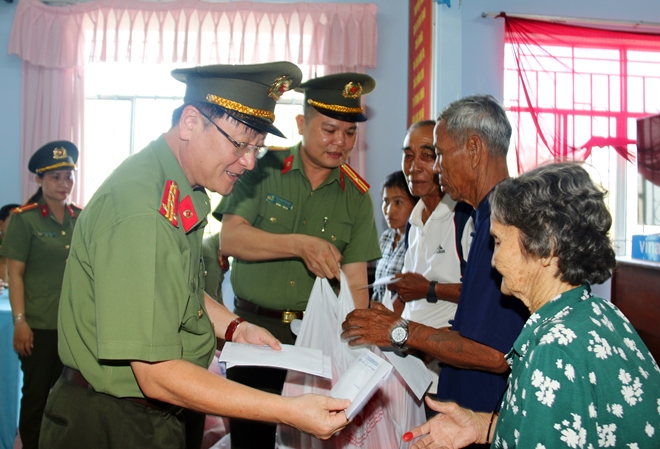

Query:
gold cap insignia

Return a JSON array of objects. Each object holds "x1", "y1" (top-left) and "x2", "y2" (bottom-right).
[
  {"x1": 342, "y1": 82, "x2": 362, "y2": 99},
  {"x1": 268, "y1": 75, "x2": 293, "y2": 101},
  {"x1": 205, "y1": 94, "x2": 275, "y2": 122},
  {"x1": 53, "y1": 147, "x2": 68, "y2": 159}
]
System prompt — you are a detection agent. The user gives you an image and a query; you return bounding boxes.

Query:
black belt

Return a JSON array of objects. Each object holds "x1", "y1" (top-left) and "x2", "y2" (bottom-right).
[
  {"x1": 234, "y1": 296, "x2": 304, "y2": 323},
  {"x1": 62, "y1": 366, "x2": 183, "y2": 414}
]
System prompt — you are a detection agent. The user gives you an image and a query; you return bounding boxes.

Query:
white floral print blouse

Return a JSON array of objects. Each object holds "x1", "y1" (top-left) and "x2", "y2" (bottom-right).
[{"x1": 493, "y1": 284, "x2": 660, "y2": 448}]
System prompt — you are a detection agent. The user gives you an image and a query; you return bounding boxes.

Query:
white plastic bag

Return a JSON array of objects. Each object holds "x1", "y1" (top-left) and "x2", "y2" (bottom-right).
[{"x1": 276, "y1": 271, "x2": 425, "y2": 449}]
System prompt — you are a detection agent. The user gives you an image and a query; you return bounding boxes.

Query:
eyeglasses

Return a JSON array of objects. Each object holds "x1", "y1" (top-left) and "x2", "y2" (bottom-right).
[{"x1": 198, "y1": 110, "x2": 269, "y2": 160}]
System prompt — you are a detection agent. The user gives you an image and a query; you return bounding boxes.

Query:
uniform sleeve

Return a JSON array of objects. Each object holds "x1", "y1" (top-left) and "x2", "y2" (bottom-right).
[
  {"x1": 0, "y1": 213, "x2": 31, "y2": 262},
  {"x1": 214, "y1": 159, "x2": 264, "y2": 224},
  {"x1": 341, "y1": 191, "x2": 381, "y2": 265},
  {"x1": 89, "y1": 212, "x2": 195, "y2": 362},
  {"x1": 498, "y1": 343, "x2": 597, "y2": 448}
]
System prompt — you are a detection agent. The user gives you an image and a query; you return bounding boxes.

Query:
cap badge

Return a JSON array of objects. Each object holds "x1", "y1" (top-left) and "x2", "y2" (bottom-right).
[
  {"x1": 53, "y1": 147, "x2": 68, "y2": 159},
  {"x1": 268, "y1": 76, "x2": 293, "y2": 101},
  {"x1": 342, "y1": 82, "x2": 363, "y2": 99}
]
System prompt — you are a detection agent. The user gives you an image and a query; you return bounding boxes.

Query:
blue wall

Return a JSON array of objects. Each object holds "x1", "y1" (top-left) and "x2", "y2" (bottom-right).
[{"x1": 0, "y1": 1, "x2": 22, "y2": 207}]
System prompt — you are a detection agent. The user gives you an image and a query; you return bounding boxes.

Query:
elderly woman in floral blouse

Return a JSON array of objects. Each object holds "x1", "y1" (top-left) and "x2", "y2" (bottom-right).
[{"x1": 404, "y1": 162, "x2": 660, "y2": 448}]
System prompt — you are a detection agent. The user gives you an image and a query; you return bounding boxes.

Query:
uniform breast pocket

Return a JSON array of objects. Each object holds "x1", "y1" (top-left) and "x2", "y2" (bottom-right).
[
  {"x1": 325, "y1": 220, "x2": 352, "y2": 253},
  {"x1": 257, "y1": 197, "x2": 296, "y2": 234}
]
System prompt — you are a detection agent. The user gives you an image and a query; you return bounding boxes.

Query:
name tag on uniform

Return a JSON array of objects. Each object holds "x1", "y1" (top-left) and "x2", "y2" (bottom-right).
[
  {"x1": 266, "y1": 194, "x2": 293, "y2": 211},
  {"x1": 37, "y1": 231, "x2": 56, "y2": 237}
]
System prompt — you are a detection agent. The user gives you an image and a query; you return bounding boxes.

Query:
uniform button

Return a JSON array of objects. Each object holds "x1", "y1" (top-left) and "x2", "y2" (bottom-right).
[
  {"x1": 289, "y1": 280, "x2": 295, "y2": 286},
  {"x1": 421, "y1": 232, "x2": 425, "y2": 237},
  {"x1": 270, "y1": 217, "x2": 277, "y2": 223},
  {"x1": 183, "y1": 210, "x2": 193, "y2": 219},
  {"x1": 61, "y1": 230, "x2": 66, "y2": 235},
  {"x1": 310, "y1": 192, "x2": 314, "y2": 196},
  {"x1": 204, "y1": 270, "x2": 208, "y2": 276},
  {"x1": 65, "y1": 245, "x2": 70, "y2": 249},
  {"x1": 303, "y1": 220, "x2": 306, "y2": 225},
  {"x1": 198, "y1": 309, "x2": 204, "y2": 318},
  {"x1": 331, "y1": 235, "x2": 337, "y2": 241}
]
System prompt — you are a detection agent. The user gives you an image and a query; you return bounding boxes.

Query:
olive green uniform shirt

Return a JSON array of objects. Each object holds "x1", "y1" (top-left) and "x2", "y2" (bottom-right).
[
  {"x1": 215, "y1": 143, "x2": 381, "y2": 310},
  {"x1": 58, "y1": 135, "x2": 215, "y2": 398},
  {"x1": 0, "y1": 198, "x2": 80, "y2": 329}
]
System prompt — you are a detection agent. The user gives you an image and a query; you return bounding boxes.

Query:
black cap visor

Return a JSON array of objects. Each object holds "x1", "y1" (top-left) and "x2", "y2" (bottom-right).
[{"x1": 223, "y1": 109, "x2": 286, "y2": 138}]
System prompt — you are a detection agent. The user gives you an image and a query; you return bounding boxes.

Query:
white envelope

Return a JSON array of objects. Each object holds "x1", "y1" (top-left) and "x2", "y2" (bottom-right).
[{"x1": 218, "y1": 342, "x2": 332, "y2": 379}]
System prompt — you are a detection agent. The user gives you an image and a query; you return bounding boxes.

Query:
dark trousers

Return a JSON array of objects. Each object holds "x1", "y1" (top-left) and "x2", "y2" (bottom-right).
[
  {"x1": 18, "y1": 328, "x2": 62, "y2": 449},
  {"x1": 39, "y1": 377, "x2": 186, "y2": 449},
  {"x1": 227, "y1": 307, "x2": 295, "y2": 449},
  {"x1": 181, "y1": 408, "x2": 206, "y2": 449}
]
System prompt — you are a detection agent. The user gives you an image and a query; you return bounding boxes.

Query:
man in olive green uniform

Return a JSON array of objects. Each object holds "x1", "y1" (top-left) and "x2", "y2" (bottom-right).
[
  {"x1": 0, "y1": 141, "x2": 80, "y2": 449},
  {"x1": 40, "y1": 63, "x2": 351, "y2": 449},
  {"x1": 216, "y1": 73, "x2": 381, "y2": 448},
  {"x1": 202, "y1": 231, "x2": 229, "y2": 304}
]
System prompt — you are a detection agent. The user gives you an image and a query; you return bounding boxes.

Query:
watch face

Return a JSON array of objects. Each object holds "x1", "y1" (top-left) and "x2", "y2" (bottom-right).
[{"x1": 391, "y1": 326, "x2": 407, "y2": 344}]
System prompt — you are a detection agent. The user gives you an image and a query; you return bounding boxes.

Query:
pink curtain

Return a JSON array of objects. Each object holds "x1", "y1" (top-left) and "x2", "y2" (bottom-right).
[
  {"x1": 502, "y1": 16, "x2": 660, "y2": 174},
  {"x1": 9, "y1": 0, "x2": 378, "y2": 203}
]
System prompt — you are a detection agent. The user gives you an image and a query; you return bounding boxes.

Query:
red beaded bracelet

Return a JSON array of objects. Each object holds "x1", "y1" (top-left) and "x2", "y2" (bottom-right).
[{"x1": 225, "y1": 317, "x2": 245, "y2": 342}]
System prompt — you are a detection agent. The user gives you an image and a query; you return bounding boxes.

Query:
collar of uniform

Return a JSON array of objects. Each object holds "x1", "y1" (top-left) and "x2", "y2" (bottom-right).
[
  {"x1": 510, "y1": 284, "x2": 590, "y2": 358},
  {"x1": 408, "y1": 193, "x2": 457, "y2": 228},
  {"x1": 37, "y1": 199, "x2": 78, "y2": 219},
  {"x1": 152, "y1": 135, "x2": 210, "y2": 233},
  {"x1": 285, "y1": 142, "x2": 342, "y2": 189}
]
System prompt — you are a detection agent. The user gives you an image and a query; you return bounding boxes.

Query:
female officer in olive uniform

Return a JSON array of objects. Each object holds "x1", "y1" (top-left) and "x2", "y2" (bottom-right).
[{"x1": 0, "y1": 140, "x2": 80, "y2": 449}]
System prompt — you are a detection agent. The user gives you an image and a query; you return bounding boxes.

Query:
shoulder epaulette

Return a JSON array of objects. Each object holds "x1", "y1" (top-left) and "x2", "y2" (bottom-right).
[
  {"x1": 340, "y1": 164, "x2": 370, "y2": 194},
  {"x1": 12, "y1": 203, "x2": 39, "y2": 214},
  {"x1": 159, "y1": 180, "x2": 180, "y2": 227}
]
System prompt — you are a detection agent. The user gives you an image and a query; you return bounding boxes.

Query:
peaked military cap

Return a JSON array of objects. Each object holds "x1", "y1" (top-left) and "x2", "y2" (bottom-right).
[
  {"x1": 296, "y1": 73, "x2": 376, "y2": 123},
  {"x1": 28, "y1": 140, "x2": 79, "y2": 174},
  {"x1": 171, "y1": 62, "x2": 303, "y2": 138}
]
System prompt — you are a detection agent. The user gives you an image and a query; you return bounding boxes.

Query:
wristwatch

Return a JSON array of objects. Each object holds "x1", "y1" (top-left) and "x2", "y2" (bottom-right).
[
  {"x1": 389, "y1": 318, "x2": 410, "y2": 349},
  {"x1": 426, "y1": 281, "x2": 438, "y2": 303}
]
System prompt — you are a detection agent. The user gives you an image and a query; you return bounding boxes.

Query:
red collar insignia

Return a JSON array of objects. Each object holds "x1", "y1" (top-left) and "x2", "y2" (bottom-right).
[
  {"x1": 40, "y1": 204, "x2": 49, "y2": 218},
  {"x1": 66, "y1": 205, "x2": 77, "y2": 217},
  {"x1": 282, "y1": 155, "x2": 294, "y2": 174},
  {"x1": 340, "y1": 170, "x2": 345, "y2": 191},
  {"x1": 179, "y1": 195, "x2": 199, "y2": 233}
]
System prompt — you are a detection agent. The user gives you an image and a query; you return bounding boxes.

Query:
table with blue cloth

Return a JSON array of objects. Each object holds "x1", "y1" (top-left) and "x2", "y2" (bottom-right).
[{"x1": 0, "y1": 288, "x2": 21, "y2": 449}]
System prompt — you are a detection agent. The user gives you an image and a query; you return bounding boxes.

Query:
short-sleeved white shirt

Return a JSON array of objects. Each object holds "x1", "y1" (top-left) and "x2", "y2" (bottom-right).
[{"x1": 401, "y1": 194, "x2": 473, "y2": 328}]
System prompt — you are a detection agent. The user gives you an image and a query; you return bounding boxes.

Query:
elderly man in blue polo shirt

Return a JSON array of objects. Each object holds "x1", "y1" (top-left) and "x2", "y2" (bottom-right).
[{"x1": 342, "y1": 95, "x2": 529, "y2": 441}]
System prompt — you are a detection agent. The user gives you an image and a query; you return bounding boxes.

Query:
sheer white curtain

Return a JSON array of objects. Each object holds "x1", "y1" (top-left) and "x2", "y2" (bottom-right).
[{"x1": 9, "y1": 0, "x2": 378, "y2": 203}]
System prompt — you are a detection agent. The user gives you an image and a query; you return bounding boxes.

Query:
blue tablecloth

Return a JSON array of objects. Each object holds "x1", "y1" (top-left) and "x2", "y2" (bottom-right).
[{"x1": 0, "y1": 288, "x2": 20, "y2": 449}]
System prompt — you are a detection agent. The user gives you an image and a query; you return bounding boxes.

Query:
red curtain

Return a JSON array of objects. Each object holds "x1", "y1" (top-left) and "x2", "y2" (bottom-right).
[{"x1": 503, "y1": 15, "x2": 660, "y2": 174}]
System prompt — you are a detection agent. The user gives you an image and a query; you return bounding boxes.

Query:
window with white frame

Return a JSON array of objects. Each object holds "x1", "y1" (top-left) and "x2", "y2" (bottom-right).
[{"x1": 503, "y1": 20, "x2": 660, "y2": 255}]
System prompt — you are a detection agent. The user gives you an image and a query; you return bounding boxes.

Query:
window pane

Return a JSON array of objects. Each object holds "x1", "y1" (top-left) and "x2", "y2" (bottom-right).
[
  {"x1": 134, "y1": 98, "x2": 184, "y2": 152},
  {"x1": 83, "y1": 99, "x2": 132, "y2": 204}
]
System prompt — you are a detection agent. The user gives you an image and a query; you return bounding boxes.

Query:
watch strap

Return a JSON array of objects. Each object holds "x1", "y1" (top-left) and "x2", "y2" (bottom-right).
[{"x1": 426, "y1": 280, "x2": 438, "y2": 303}]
